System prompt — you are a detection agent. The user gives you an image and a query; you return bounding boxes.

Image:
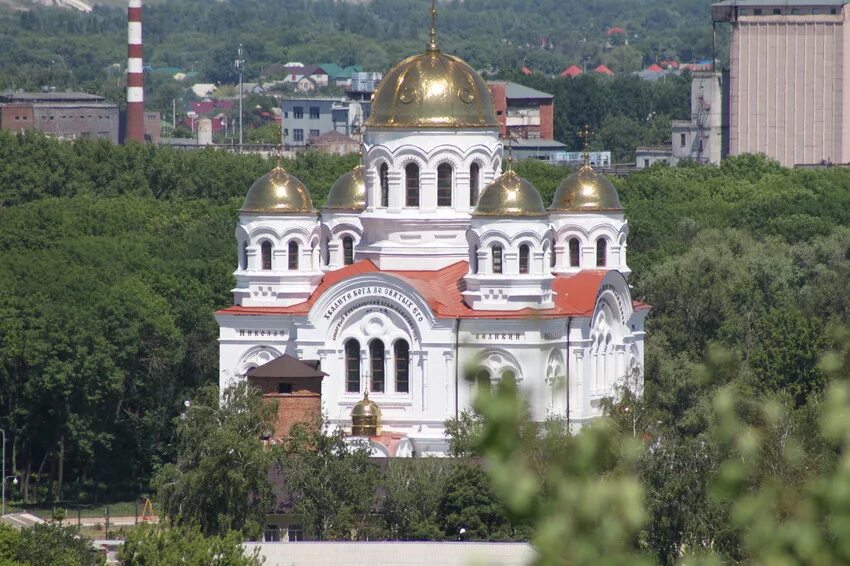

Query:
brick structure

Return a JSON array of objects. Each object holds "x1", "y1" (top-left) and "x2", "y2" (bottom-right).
[
  {"x1": 488, "y1": 81, "x2": 555, "y2": 140},
  {"x1": 0, "y1": 92, "x2": 119, "y2": 143},
  {"x1": 246, "y1": 355, "x2": 325, "y2": 439}
]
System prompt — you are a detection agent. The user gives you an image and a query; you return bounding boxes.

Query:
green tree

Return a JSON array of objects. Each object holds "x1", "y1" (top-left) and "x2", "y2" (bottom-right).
[
  {"x1": 0, "y1": 523, "x2": 104, "y2": 566},
  {"x1": 152, "y1": 383, "x2": 276, "y2": 538},
  {"x1": 120, "y1": 525, "x2": 261, "y2": 566},
  {"x1": 382, "y1": 459, "x2": 450, "y2": 540},
  {"x1": 275, "y1": 418, "x2": 378, "y2": 541}
]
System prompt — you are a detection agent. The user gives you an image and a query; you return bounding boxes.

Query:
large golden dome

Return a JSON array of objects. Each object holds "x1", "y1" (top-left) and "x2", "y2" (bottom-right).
[
  {"x1": 366, "y1": 36, "x2": 498, "y2": 129},
  {"x1": 550, "y1": 164, "x2": 623, "y2": 212},
  {"x1": 241, "y1": 166, "x2": 316, "y2": 214},
  {"x1": 474, "y1": 170, "x2": 546, "y2": 217},
  {"x1": 324, "y1": 165, "x2": 366, "y2": 211}
]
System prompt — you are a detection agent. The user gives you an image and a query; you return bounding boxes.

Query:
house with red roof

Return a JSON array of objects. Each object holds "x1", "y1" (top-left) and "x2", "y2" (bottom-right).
[
  {"x1": 594, "y1": 64, "x2": 615, "y2": 76},
  {"x1": 560, "y1": 65, "x2": 583, "y2": 78}
]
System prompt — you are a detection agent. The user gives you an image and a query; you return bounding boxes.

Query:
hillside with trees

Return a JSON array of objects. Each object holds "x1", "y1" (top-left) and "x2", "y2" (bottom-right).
[{"x1": 4, "y1": 133, "x2": 850, "y2": 562}]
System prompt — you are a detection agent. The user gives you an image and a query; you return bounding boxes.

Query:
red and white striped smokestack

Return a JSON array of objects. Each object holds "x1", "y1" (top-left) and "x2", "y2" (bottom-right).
[{"x1": 126, "y1": 0, "x2": 145, "y2": 143}]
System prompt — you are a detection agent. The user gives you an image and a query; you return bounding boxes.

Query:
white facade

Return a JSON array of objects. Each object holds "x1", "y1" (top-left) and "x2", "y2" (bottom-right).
[{"x1": 216, "y1": 36, "x2": 647, "y2": 457}]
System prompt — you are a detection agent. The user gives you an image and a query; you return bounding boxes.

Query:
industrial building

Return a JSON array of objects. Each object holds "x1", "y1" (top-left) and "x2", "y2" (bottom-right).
[
  {"x1": 0, "y1": 92, "x2": 120, "y2": 144},
  {"x1": 712, "y1": 0, "x2": 850, "y2": 166}
]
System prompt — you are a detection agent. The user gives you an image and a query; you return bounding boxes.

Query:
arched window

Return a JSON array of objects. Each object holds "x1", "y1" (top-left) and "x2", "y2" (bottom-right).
[
  {"x1": 471, "y1": 246, "x2": 479, "y2": 275},
  {"x1": 470, "y1": 162, "x2": 480, "y2": 207},
  {"x1": 519, "y1": 244, "x2": 530, "y2": 274},
  {"x1": 550, "y1": 239, "x2": 556, "y2": 268},
  {"x1": 370, "y1": 340, "x2": 385, "y2": 393},
  {"x1": 476, "y1": 369, "x2": 492, "y2": 393},
  {"x1": 323, "y1": 236, "x2": 330, "y2": 266},
  {"x1": 261, "y1": 241, "x2": 273, "y2": 271},
  {"x1": 342, "y1": 236, "x2": 354, "y2": 265},
  {"x1": 394, "y1": 340, "x2": 409, "y2": 394},
  {"x1": 437, "y1": 163, "x2": 452, "y2": 207},
  {"x1": 492, "y1": 244, "x2": 503, "y2": 274},
  {"x1": 379, "y1": 163, "x2": 389, "y2": 207},
  {"x1": 345, "y1": 339, "x2": 360, "y2": 393},
  {"x1": 569, "y1": 238, "x2": 580, "y2": 267},
  {"x1": 596, "y1": 238, "x2": 607, "y2": 267},
  {"x1": 240, "y1": 241, "x2": 248, "y2": 270},
  {"x1": 288, "y1": 241, "x2": 299, "y2": 270},
  {"x1": 405, "y1": 163, "x2": 420, "y2": 207}
]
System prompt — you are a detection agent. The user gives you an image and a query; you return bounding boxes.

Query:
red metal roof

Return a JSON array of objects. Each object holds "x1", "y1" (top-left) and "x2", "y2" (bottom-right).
[
  {"x1": 646, "y1": 64, "x2": 664, "y2": 73},
  {"x1": 217, "y1": 261, "x2": 634, "y2": 320},
  {"x1": 521, "y1": 66, "x2": 533, "y2": 76},
  {"x1": 560, "y1": 65, "x2": 583, "y2": 78},
  {"x1": 594, "y1": 64, "x2": 615, "y2": 76}
]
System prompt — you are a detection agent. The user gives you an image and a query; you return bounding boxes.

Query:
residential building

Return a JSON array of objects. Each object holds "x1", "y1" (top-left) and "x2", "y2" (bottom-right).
[
  {"x1": 712, "y1": 0, "x2": 849, "y2": 166},
  {"x1": 280, "y1": 97, "x2": 363, "y2": 148},
  {"x1": 487, "y1": 81, "x2": 555, "y2": 140},
  {"x1": 0, "y1": 91, "x2": 119, "y2": 143}
]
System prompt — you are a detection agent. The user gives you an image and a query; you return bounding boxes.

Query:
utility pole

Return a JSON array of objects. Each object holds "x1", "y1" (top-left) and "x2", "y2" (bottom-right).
[
  {"x1": 172, "y1": 99, "x2": 176, "y2": 132},
  {"x1": 235, "y1": 44, "x2": 245, "y2": 153}
]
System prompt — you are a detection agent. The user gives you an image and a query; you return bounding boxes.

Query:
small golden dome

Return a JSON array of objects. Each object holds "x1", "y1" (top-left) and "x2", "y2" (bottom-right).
[
  {"x1": 324, "y1": 165, "x2": 366, "y2": 211},
  {"x1": 241, "y1": 166, "x2": 316, "y2": 214},
  {"x1": 351, "y1": 391, "x2": 381, "y2": 437},
  {"x1": 550, "y1": 165, "x2": 623, "y2": 212},
  {"x1": 474, "y1": 170, "x2": 547, "y2": 217},
  {"x1": 365, "y1": 50, "x2": 499, "y2": 129}
]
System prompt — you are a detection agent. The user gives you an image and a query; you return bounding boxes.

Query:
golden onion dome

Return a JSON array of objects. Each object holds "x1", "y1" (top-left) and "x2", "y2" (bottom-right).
[
  {"x1": 241, "y1": 166, "x2": 316, "y2": 214},
  {"x1": 365, "y1": 50, "x2": 498, "y2": 129},
  {"x1": 473, "y1": 170, "x2": 547, "y2": 217},
  {"x1": 550, "y1": 164, "x2": 623, "y2": 212},
  {"x1": 351, "y1": 391, "x2": 381, "y2": 437},
  {"x1": 324, "y1": 165, "x2": 366, "y2": 211}
]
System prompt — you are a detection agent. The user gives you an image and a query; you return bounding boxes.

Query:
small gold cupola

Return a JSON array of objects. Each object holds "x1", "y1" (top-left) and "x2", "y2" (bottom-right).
[
  {"x1": 550, "y1": 126, "x2": 623, "y2": 212},
  {"x1": 351, "y1": 391, "x2": 381, "y2": 437},
  {"x1": 241, "y1": 163, "x2": 316, "y2": 214}
]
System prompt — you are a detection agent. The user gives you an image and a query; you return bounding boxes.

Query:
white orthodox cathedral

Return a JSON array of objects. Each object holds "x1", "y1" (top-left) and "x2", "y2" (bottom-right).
[{"x1": 215, "y1": 15, "x2": 648, "y2": 457}]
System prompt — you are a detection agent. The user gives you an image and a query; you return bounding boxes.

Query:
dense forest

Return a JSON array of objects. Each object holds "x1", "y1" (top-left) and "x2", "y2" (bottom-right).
[
  {"x1": 4, "y1": 132, "x2": 850, "y2": 562},
  {"x1": 0, "y1": 0, "x2": 716, "y2": 89}
]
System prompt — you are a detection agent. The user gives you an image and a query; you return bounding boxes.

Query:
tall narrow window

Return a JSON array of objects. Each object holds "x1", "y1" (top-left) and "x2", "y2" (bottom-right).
[
  {"x1": 550, "y1": 239, "x2": 556, "y2": 268},
  {"x1": 323, "y1": 237, "x2": 330, "y2": 266},
  {"x1": 437, "y1": 163, "x2": 452, "y2": 207},
  {"x1": 288, "y1": 241, "x2": 299, "y2": 270},
  {"x1": 261, "y1": 241, "x2": 273, "y2": 271},
  {"x1": 394, "y1": 340, "x2": 409, "y2": 394},
  {"x1": 471, "y1": 246, "x2": 479, "y2": 275},
  {"x1": 469, "y1": 162, "x2": 480, "y2": 206},
  {"x1": 492, "y1": 244, "x2": 503, "y2": 274},
  {"x1": 405, "y1": 163, "x2": 420, "y2": 207},
  {"x1": 569, "y1": 238, "x2": 580, "y2": 267},
  {"x1": 596, "y1": 238, "x2": 607, "y2": 267},
  {"x1": 240, "y1": 241, "x2": 248, "y2": 270},
  {"x1": 519, "y1": 244, "x2": 530, "y2": 274},
  {"x1": 343, "y1": 236, "x2": 354, "y2": 265},
  {"x1": 380, "y1": 163, "x2": 389, "y2": 207},
  {"x1": 370, "y1": 340, "x2": 385, "y2": 393},
  {"x1": 345, "y1": 339, "x2": 360, "y2": 393}
]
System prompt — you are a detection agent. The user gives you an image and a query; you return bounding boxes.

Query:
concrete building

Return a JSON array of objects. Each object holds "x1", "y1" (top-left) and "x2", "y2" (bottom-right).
[
  {"x1": 713, "y1": 0, "x2": 850, "y2": 166},
  {"x1": 280, "y1": 97, "x2": 363, "y2": 148},
  {"x1": 0, "y1": 92, "x2": 119, "y2": 143},
  {"x1": 635, "y1": 71, "x2": 727, "y2": 168}
]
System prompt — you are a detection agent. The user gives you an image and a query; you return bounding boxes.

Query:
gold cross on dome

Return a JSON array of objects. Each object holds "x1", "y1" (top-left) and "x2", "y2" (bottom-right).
[
  {"x1": 577, "y1": 124, "x2": 595, "y2": 166},
  {"x1": 427, "y1": 0, "x2": 439, "y2": 52},
  {"x1": 275, "y1": 121, "x2": 284, "y2": 168},
  {"x1": 352, "y1": 123, "x2": 364, "y2": 163},
  {"x1": 504, "y1": 130, "x2": 519, "y2": 171}
]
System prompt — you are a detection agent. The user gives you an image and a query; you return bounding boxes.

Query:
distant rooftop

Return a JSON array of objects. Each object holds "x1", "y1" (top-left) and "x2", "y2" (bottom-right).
[
  {"x1": 1, "y1": 91, "x2": 105, "y2": 103},
  {"x1": 489, "y1": 81, "x2": 554, "y2": 100},
  {"x1": 712, "y1": 0, "x2": 846, "y2": 21}
]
